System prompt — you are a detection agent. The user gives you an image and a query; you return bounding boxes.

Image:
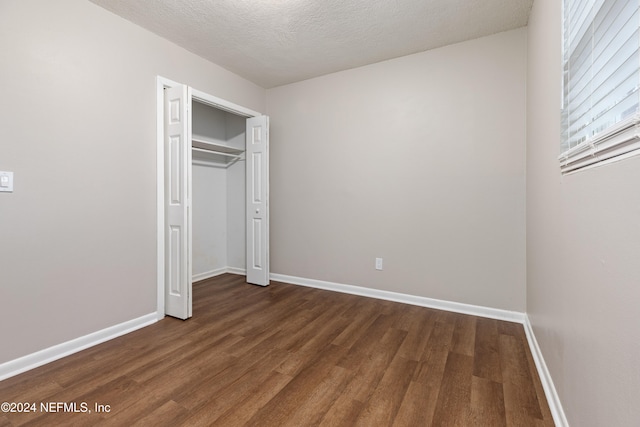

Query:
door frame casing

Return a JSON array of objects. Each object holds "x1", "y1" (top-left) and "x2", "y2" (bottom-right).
[{"x1": 156, "y1": 76, "x2": 263, "y2": 319}]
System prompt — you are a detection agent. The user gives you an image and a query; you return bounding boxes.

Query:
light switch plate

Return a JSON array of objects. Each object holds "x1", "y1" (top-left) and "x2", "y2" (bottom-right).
[{"x1": 0, "y1": 171, "x2": 14, "y2": 192}]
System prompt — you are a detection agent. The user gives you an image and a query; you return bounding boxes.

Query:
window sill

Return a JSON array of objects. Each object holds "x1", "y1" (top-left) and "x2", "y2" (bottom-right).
[{"x1": 559, "y1": 113, "x2": 640, "y2": 175}]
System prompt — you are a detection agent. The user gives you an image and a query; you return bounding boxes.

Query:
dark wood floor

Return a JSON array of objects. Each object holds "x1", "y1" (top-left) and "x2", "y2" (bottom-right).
[{"x1": 0, "y1": 274, "x2": 554, "y2": 426}]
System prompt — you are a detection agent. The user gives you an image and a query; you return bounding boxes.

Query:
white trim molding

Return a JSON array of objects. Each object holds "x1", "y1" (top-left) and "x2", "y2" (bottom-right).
[
  {"x1": 192, "y1": 267, "x2": 246, "y2": 282},
  {"x1": 192, "y1": 268, "x2": 228, "y2": 282},
  {"x1": 270, "y1": 273, "x2": 526, "y2": 324},
  {"x1": 0, "y1": 313, "x2": 157, "y2": 382},
  {"x1": 523, "y1": 316, "x2": 569, "y2": 427},
  {"x1": 226, "y1": 267, "x2": 247, "y2": 276}
]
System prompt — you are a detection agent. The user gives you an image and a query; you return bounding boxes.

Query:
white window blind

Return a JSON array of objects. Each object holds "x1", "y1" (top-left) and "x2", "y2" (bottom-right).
[{"x1": 560, "y1": 0, "x2": 640, "y2": 173}]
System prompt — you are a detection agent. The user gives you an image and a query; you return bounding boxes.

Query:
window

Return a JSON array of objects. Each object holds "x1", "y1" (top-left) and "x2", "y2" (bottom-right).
[{"x1": 560, "y1": 0, "x2": 640, "y2": 173}]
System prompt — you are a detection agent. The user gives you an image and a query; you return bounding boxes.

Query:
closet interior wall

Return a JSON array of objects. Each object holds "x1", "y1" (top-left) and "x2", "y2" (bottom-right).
[{"x1": 191, "y1": 101, "x2": 246, "y2": 280}]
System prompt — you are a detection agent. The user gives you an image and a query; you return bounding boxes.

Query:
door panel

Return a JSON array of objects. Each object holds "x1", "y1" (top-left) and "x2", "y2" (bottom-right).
[
  {"x1": 246, "y1": 116, "x2": 269, "y2": 286},
  {"x1": 168, "y1": 225, "x2": 182, "y2": 294},
  {"x1": 164, "y1": 85, "x2": 192, "y2": 319},
  {"x1": 252, "y1": 218, "x2": 263, "y2": 269}
]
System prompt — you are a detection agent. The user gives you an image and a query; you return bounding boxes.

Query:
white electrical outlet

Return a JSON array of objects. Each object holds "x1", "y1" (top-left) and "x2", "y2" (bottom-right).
[
  {"x1": 375, "y1": 258, "x2": 383, "y2": 270},
  {"x1": 0, "y1": 171, "x2": 13, "y2": 192}
]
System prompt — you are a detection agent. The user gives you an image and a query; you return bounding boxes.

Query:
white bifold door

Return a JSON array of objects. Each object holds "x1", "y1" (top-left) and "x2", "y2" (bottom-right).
[
  {"x1": 163, "y1": 84, "x2": 269, "y2": 320},
  {"x1": 164, "y1": 85, "x2": 192, "y2": 319},
  {"x1": 245, "y1": 116, "x2": 269, "y2": 286}
]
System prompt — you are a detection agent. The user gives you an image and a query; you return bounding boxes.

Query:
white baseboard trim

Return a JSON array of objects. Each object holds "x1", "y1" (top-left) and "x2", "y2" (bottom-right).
[
  {"x1": 523, "y1": 316, "x2": 569, "y2": 427},
  {"x1": 270, "y1": 273, "x2": 525, "y2": 324},
  {"x1": 192, "y1": 267, "x2": 228, "y2": 282},
  {"x1": 0, "y1": 313, "x2": 157, "y2": 382},
  {"x1": 192, "y1": 267, "x2": 246, "y2": 283},
  {"x1": 226, "y1": 267, "x2": 246, "y2": 276}
]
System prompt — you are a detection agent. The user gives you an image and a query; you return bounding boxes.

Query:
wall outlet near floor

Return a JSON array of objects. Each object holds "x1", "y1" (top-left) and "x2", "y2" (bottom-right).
[{"x1": 375, "y1": 257, "x2": 383, "y2": 270}]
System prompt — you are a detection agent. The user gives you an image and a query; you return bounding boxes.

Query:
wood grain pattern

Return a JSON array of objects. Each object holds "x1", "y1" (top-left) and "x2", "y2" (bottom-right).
[{"x1": 0, "y1": 274, "x2": 554, "y2": 426}]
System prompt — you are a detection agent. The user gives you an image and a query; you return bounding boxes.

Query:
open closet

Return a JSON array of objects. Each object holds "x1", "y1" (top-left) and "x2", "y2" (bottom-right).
[
  {"x1": 191, "y1": 101, "x2": 247, "y2": 281},
  {"x1": 161, "y1": 81, "x2": 269, "y2": 320}
]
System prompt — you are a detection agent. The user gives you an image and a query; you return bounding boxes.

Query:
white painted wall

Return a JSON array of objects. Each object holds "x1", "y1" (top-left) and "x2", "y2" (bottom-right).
[
  {"x1": 192, "y1": 102, "x2": 227, "y2": 143},
  {"x1": 0, "y1": 0, "x2": 265, "y2": 365},
  {"x1": 227, "y1": 164, "x2": 246, "y2": 271},
  {"x1": 225, "y1": 114, "x2": 247, "y2": 272},
  {"x1": 266, "y1": 28, "x2": 527, "y2": 311},
  {"x1": 527, "y1": 1, "x2": 640, "y2": 425},
  {"x1": 192, "y1": 164, "x2": 227, "y2": 276}
]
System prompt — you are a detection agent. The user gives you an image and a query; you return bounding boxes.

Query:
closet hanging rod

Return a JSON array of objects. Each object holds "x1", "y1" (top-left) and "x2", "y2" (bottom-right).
[{"x1": 192, "y1": 147, "x2": 243, "y2": 158}]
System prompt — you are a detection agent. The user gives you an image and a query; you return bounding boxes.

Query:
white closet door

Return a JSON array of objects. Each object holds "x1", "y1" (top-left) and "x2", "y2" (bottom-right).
[
  {"x1": 164, "y1": 85, "x2": 192, "y2": 318},
  {"x1": 246, "y1": 115, "x2": 270, "y2": 286}
]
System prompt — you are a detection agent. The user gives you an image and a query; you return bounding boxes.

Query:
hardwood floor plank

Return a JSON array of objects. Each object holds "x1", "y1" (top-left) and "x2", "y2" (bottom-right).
[
  {"x1": 397, "y1": 347, "x2": 449, "y2": 425},
  {"x1": 354, "y1": 355, "x2": 417, "y2": 426},
  {"x1": 127, "y1": 330, "x2": 242, "y2": 384},
  {"x1": 318, "y1": 396, "x2": 364, "y2": 427},
  {"x1": 170, "y1": 339, "x2": 290, "y2": 412},
  {"x1": 93, "y1": 384, "x2": 174, "y2": 426},
  {"x1": 330, "y1": 304, "x2": 380, "y2": 350},
  {"x1": 497, "y1": 319, "x2": 523, "y2": 337},
  {"x1": 392, "y1": 380, "x2": 436, "y2": 427},
  {"x1": 451, "y1": 314, "x2": 477, "y2": 356},
  {"x1": 278, "y1": 365, "x2": 352, "y2": 427},
  {"x1": 473, "y1": 317, "x2": 503, "y2": 383},
  {"x1": 0, "y1": 274, "x2": 554, "y2": 426},
  {"x1": 504, "y1": 381, "x2": 548, "y2": 427},
  {"x1": 273, "y1": 299, "x2": 348, "y2": 366},
  {"x1": 130, "y1": 400, "x2": 188, "y2": 427},
  {"x1": 395, "y1": 308, "x2": 436, "y2": 362},
  {"x1": 206, "y1": 371, "x2": 292, "y2": 427},
  {"x1": 0, "y1": 381, "x2": 63, "y2": 408},
  {"x1": 392, "y1": 305, "x2": 426, "y2": 331},
  {"x1": 125, "y1": 350, "x2": 239, "y2": 420},
  {"x1": 338, "y1": 328, "x2": 408, "y2": 403},
  {"x1": 243, "y1": 344, "x2": 349, "y2": 426},
  {"x1": 431, "y1": 352, "x2": 474, "y2": 426},
  {"x1": 335, "y1": 314, "x2": 396, "y2": 372},
  {"x1": 417, "y1": 319, "x2": 455, "y2": 361},
  {"x1": 500, "y1": 333, "x2": 548, "y2": 426},
  {"x1": 470, "y1": 375, "x2": 507, "y2": 427},
  {"x1": 176, "y1": 348, "x2": 291, "y2": 424}
]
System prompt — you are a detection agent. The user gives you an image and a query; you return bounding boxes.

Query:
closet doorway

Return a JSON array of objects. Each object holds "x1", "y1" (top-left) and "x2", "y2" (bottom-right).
[{"x1": 157, "y1": 77, "x2": 270, "y2": 320}]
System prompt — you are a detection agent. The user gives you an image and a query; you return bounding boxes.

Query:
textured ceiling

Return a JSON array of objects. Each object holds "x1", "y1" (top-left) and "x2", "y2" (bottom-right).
[{"x1": 89, "y1": 0, "x2": 533, "y2": 88}]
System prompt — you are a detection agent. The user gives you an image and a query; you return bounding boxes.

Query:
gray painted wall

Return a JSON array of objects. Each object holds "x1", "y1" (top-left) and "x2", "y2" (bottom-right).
[
  {"x1": 5, "y1": 3, "x2": 637, "y2": 425},
  {"x1": 0, "y1": 0, "x2": 265, "y2": 364},
  {"x1": 192, "y1": 164, "x2": 227, "y2": 276},
  {"x1": 266, "y1": 28, "x2": 527, "y2": 312},
  {"x1": 527, "y1": 1, "x2": 640, "y2": 425}
]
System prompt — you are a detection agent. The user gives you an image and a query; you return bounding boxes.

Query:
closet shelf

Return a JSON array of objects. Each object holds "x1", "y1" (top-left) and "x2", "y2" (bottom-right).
[{"x1": 192, "y1": 134, "x2": 244, "y2": 156}]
